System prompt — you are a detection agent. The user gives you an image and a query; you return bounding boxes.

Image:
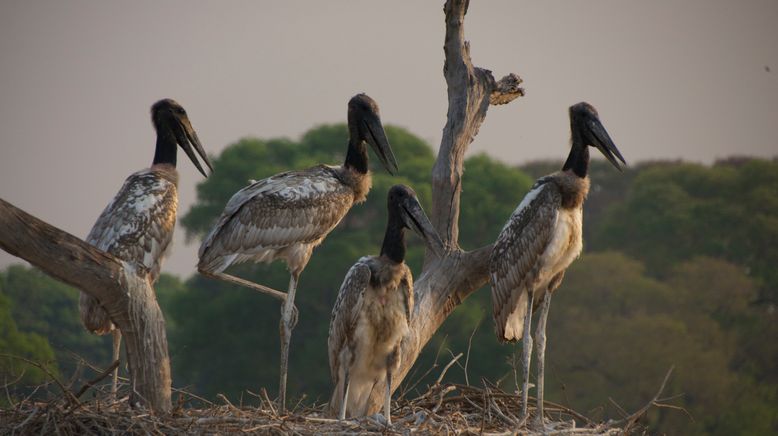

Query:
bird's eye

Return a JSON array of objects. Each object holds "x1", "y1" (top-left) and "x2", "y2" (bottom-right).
[{"x1": 176, "y1": 108, "x2": 186, "y2": 115}]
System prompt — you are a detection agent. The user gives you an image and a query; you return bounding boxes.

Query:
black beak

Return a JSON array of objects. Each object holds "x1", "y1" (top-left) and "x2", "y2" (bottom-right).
[
  {"x1": 362, "y1": 112, "x2": 399, "y2": 175},
  {"x1": 584, "y1": 115, "x2": 627, "y2": 171},
  {"x1": 174, "y1": 118, "x2": 213, "y2": 178},
  {"x1": 401, "y1": 196, "x2": 444, "y2": 256}
]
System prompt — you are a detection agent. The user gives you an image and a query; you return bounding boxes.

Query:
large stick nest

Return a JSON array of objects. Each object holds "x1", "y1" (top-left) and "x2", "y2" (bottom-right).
[{"x1": 1, "y1": 379, "x2": 652, "y2": 435}]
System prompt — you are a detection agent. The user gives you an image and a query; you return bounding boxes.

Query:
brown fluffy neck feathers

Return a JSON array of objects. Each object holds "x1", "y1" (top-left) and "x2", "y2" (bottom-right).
[
  {"x1": 149, "y1": 164, "x2": 180, "y2": 186},
  {"x1": 337, "y1": 166, "x2": 372, "y2": 203},
  {"x1": 553, "y1": 170, "x2": 590, "y2": 209}
]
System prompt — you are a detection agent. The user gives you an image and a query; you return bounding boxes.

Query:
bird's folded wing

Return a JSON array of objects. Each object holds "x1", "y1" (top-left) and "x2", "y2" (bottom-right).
[
  {"x1": 199, "y1": 166, "x2": 353, "y2": 257},
  {"x1": 328, "y1": 258, "x2": 372, "y2": 381},
  {"x1": 401, "y1": 269, "x2": 414, "y2": 322},
  {"x1": 489, "y1": 182, "x2": 561, "y2": 338}
]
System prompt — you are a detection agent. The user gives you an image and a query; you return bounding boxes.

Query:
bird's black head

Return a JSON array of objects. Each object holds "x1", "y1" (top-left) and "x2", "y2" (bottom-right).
[
  {"x1": 568, "y1": 102, "x2": 626, "y2": 172},
  {"x1": 347, "y1": 93, "x2": 399, "y2": 175},
  {"x1": 385, "y1": 185, "x2": 444, "y2": 259},
  {"x1": 151, "y1": 99, "x2": 213, "y2": 178}
]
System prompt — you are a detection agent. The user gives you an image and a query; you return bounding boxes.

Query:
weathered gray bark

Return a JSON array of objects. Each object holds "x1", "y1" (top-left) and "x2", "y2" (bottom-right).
[
  {"x1": 365, "y1": 0, "x2": 524, "y2": 412},
  {"x1": 0, "y1": 198, "x2": 172, "y2": 413}
]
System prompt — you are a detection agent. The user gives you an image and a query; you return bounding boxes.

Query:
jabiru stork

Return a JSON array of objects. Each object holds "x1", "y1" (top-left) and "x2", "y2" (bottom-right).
[
  {"x1": 197, "y1": 93, "x2": 398, "y2": 412},
  {"x1": 489, "y1": 102, "x2": 626, "y2": 428},
  {"x1": 79, "y1": 98, "x2": 212, "y2": 397}
]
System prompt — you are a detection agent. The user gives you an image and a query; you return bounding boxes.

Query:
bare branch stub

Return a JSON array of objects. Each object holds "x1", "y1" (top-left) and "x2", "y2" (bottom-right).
[{"x1": 491, "y1": 73, "x2": 525, "y2": 106}]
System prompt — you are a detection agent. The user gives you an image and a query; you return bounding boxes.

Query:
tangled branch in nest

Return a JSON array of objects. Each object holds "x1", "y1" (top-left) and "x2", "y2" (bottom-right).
[
  {"x1": 1, "y1": 358, "x2": 677, "y2": 435},
  {"x1": 0, "y1": 385, "x2": 670, "y2": 435}
]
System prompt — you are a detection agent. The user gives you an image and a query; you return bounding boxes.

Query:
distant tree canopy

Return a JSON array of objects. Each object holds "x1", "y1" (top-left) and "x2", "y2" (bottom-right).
[
  {"x1": 591, "y1": 159, "x2": 778, "y2": 304},
  {"x1": 1, "y1": 124, "x2": 776, "y2": 434},
  {"x1": 548, "y1": 254, "x2": 773, "y2": 435},
  {"x1": 0, "y1": 268, "x2": 61, "y2": 404},
  {"x1": 1, "y1": 265, "x2": 109, "y2": 368}
]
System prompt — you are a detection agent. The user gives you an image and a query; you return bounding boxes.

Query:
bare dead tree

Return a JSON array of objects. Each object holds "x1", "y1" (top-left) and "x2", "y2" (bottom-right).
[
  {"x1": 364, "y1": 0, "x2": 524, "y2": 413},
  {"x1": 0, "y1": 198, "x2": 172, "y2": 413}
]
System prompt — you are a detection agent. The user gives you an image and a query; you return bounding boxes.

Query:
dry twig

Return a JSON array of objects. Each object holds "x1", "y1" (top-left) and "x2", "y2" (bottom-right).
[
  {"x1": 73, "y1": 360, "x2": 120, "y2": 400},
  {"x1": 611, "y1": 366, "x2": 675, "y2": 433}
]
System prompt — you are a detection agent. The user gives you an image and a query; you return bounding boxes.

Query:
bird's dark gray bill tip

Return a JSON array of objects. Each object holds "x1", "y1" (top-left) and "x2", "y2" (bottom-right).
[
  {"x1": 598, "y1": 138, "x2": 627, "y2": 172},
  {"x1": 599, "y1": 133, "x2": 627, "y2": 172}
]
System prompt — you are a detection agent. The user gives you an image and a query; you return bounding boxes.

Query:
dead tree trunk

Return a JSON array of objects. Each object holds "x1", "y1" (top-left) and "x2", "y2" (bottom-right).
[
  {"x1": 364, "y1": 0, "x2": 524, "y2": 413},
  {"x1": 0, "y1": 198, "x2": 172, "y2": 413}
]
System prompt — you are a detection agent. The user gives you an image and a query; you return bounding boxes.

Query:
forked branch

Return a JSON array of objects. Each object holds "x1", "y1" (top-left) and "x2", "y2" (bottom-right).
[{"x1": 364, "y1": 0, "x2": 523, "y2": 413}]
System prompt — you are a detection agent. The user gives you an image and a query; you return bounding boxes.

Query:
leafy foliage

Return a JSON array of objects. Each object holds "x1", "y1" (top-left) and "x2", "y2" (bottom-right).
[
  {"x1": 0, "y1": 266, "x2": 110, "y2": 372},
  {"x1": 0, "y1": 271, "x2": 59, "y2": 404},
  {"x1": 546, "y1": 254, "x2": 763, "y2": 434},
  {"x1": 592, "y1": 159, "x2": 778, "y2": 303},
  {"x1": 459, "y1": 154, "x2": 533, "y2": 250}
]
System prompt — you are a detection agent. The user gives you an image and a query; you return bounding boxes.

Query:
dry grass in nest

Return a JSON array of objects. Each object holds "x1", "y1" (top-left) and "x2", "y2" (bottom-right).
[
  {"x1": 0, "y1": 381, "x2": 668, "y2": 435},
  {"x1": 1, "y1": 355, "x2": 675, "y2": 435}
]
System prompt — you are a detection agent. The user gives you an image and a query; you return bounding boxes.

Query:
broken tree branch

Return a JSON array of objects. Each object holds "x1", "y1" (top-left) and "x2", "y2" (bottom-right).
[
  {"x1": 0, "y1": 199, "x2": 125, "y2": 304},
  {"x1": 0, "y1": 198, "x2": 172, "y2": 413}
]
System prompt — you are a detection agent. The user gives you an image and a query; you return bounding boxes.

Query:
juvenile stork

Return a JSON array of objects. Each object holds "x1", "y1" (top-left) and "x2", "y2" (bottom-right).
[
  {"x1": 489, "y1": 102, "x2": 626, "y2": 427},
  {"x1": 328, "y1": 185, "x2": 443, "y2": 423},
  {"x1": 197, "y1": 93, "x2": 398, "y2": 412},
  {"x1": 79, "y1": 98, "x2": 212, "y2": 396}
]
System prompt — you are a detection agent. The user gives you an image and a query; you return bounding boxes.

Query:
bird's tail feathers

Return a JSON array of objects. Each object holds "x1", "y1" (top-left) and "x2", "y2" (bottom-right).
[
  {"x1": 499, "y1": 291, "x2": 528, "y2": 342},
  {"x1": 78, "y1": 291, "x2": 115, "y2": 335},
  {"x1": 197, "y1": 253, "x2": 239, "y2": 274}
]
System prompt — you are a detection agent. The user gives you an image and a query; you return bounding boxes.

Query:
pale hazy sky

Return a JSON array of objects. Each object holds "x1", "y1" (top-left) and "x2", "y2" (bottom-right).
[{"x1": 1, "y1": 1, "x2": 776, "y2": 277}]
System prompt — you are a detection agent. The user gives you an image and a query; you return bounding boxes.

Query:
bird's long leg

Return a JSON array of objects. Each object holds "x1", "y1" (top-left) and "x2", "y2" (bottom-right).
[
  {"x1": 278, "y1": 272, "x2": 300, "y2": 414},
  {"x1": 534, "y1": 290, "x2": 553, "y2": 431},
  {"x1": 200, "y1": 270, "x2": 288, "y2": 302},
  {"x1": 339, "y1": 367, "x2": 350, "y2": 420},
  {"x1": 384, "y1": 369, "x2": 393, "y2": 425},
  {"x1": 111, "y1": 329, "x2": 122, "y2": 402},
  {"x1": 518, "y1": 293, "x2": 534, "y2": 425}
]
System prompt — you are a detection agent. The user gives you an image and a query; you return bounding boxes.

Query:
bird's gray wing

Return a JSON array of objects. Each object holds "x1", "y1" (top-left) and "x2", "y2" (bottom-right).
[
  {"x1": 328, "y1": 257, "x2": 372, "y2": 382},
  {"x1": 198, "y1": 166, "x2": 354, "y2": 261},
  {"x1": 81, "y1": 169, "x2": 177, "y2": 333},
  {"x1": 489, "y1": 180, "x2": 561, "y2": 342}
]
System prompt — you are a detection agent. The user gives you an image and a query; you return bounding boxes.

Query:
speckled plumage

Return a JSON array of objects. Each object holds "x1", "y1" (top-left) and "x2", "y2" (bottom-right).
[
  {"x1": 198, "y1": 164, "x2": 371, "y2": 275},
  {"x1": 489, "y1": 172, "x2": 589, "y2": 342},
  {"x1": 328, "y1": 255, "x2": 413, "y2": 418},
  {"x1": 79, "y1": 166, "x2": 179, "y2": 334}
]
